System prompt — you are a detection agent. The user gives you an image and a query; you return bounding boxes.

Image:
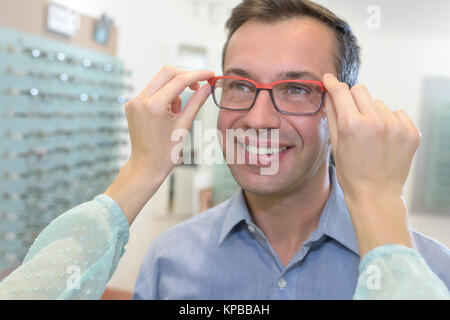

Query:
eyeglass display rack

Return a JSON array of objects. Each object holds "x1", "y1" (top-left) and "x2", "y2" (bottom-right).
[
  {"x1": 0, "y1": 27, "x2": 133, "y2": 273},
  {"x1": 412, "y1": 77, "x2": 450, "y2": 215},
  {"x1": 421, "y1": 102, "x2": 450, "y2": 211}
]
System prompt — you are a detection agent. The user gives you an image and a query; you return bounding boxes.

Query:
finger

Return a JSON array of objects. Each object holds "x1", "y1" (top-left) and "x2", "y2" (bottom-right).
[
  {"x1": 140, "y1": 66, "x2": 188, "y2": 97},
  {"x1": 153, "y1": 70, "x2": 214, "y2": 108},
  {"x1": 349, "y1": 84, "x2": 376, "y2": 116},
  {"x1": 179, "y1": 84, "x2": 212, "y2": 128},
  {"x1": 393, "y1": 109, "x2": 415, "y2": 130},
  {"x1": 323, "y1": 93, "x2": 338, "y2": 149},
  {"x1": 124, "y1": 103, "x2": 137, "y2": 150},
  {"x1": 373, "y1": 99, "x2": 396, "y2": 122},
  {"x1": 393, "y1": 109, "x2": 422, "y2": 144},
  {"x1": 189, "y1": 81, "x2": 201, "y2": 91},
  {"x1": 322, "y1": 73, "x2": 360, "y2": 120},
  {"x1": 171, "y1": 96, "x2": 183, "y2": 114}
]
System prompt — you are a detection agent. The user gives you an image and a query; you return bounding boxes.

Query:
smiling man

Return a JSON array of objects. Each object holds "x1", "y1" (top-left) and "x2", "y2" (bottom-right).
[
  {"x1": 215, "y1": 17, "x2": 336, "y2": 268},
  {"x1": 1, "y1": 0, "x2": 450, "y2": 301},
  {"x1": 132, "y1": 0, "x2": 449, "y2": 299}
]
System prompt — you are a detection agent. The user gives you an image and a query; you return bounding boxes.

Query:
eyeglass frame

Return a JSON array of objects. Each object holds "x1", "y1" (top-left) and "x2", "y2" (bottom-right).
[{"x1": 208, "y1": 76, "x2": 326, "y2": 116}]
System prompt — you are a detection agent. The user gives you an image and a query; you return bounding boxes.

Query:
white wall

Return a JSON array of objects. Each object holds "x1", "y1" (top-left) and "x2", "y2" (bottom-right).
[{"x1": 52, "y1": 0, "x2": 450, "y2": 292}]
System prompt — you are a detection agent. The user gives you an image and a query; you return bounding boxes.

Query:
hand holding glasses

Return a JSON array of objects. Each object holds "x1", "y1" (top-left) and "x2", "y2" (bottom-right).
[{"x1": 208, "y1": 76, "x2": 325, "y2": 116}]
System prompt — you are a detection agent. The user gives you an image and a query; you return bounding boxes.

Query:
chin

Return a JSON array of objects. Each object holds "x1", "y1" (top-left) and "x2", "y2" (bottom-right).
[{"x1": 228, "y1": 164, "x2": 293, "y2": 196}]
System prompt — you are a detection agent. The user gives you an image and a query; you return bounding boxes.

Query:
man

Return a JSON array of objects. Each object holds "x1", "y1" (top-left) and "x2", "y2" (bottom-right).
[{"x1": 104, "y1": 0, "x2": 449, "y2": 299}]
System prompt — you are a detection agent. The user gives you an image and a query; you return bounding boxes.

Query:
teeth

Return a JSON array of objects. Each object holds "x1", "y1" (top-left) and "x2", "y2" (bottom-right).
[{"x1": 243, "y1": 144, "x2": 287, "y2": 155}]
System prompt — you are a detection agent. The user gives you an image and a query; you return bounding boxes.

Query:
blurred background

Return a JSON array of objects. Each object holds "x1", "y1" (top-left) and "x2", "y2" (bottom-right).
[{"x1": 0, "y1": 0, "x2": 449, "y2": 299}]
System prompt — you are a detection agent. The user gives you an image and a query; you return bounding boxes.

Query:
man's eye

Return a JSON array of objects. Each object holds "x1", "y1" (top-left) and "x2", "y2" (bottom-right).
[
  {"x1": 229, "y1": 81, "x2": 252, "y2": 92},
  {"x1": 287, "y1": 85, "x2": 309, "y2": 95}
]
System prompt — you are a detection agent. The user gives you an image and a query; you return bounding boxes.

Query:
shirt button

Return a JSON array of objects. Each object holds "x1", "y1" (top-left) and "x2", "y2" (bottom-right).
[
  {"x1": 278, "y1": 278, "x2": 287, "y2": 289},
  {"x1": 248, "y1": 225, "x2": 256, "y2": 233}
]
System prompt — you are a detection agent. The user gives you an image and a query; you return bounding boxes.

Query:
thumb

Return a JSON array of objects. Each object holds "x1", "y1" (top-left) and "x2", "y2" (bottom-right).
[{"x1": 179, "y1": 83, "x2": 212, "y2": 129}]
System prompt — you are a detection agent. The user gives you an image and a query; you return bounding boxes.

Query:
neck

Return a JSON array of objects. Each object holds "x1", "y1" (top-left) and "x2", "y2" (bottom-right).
[{"x1": 243, "y1": 162, "x2": 331, "y2": 266}]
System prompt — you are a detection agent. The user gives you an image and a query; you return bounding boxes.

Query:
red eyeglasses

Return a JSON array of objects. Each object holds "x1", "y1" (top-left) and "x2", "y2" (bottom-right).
[{"x1": 208, "y1": 76, "x2": 325, "y2": 116}]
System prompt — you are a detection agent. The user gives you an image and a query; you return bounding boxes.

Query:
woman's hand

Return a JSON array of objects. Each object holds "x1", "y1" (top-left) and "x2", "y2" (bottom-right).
[
  {"x1": 322, "y1": 73, "x2": 421, "y2": 257},
  {"x1": 125, "y1": 66, "x2": 214, "y2": 175},
  {"x1": 104, "y1": 66, "x2": 214, "y2": 225}
]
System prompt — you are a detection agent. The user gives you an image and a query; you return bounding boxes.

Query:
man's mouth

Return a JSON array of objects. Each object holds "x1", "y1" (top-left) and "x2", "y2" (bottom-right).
[
  {"x1": 235, "y1": 140, "x2": 292, "y2": 167},
  {"x1": 242, "y1": 143, "x2": 288, "y2": 155}
]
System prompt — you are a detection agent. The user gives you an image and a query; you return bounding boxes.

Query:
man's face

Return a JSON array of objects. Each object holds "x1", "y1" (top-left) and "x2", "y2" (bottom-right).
[{"x1": 217, "y1": 17, "x2": 337, "y2": 195}]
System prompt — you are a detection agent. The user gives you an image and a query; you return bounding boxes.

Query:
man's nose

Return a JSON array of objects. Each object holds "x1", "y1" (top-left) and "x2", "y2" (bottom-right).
[{"x1": 241, "y1": 90, "x2": 281, "y2": 130}]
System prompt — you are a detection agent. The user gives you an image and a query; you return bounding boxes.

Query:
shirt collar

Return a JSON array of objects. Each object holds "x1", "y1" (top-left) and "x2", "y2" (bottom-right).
[
  {"x1": 218, "y1": 188, "x2": 251, "y2": 245},
  {"x1": 218, "y1": 166, "x2": 359, "y2": 256}
]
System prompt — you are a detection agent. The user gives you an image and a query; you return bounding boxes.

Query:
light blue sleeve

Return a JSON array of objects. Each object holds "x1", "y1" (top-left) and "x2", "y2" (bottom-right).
[
  {"x1": 354, "y1": 244, "x2": 450, "y2": 299},
  {"x1": 0, "y1": 194, "x2": 129, "y2": 300}
]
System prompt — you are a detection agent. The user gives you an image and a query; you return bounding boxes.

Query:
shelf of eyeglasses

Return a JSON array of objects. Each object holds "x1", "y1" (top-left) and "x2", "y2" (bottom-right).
[
  {"x1": 0, "y1": 231, "x2": 36, "y2": 247},
  {"x1": 3, "y1": 87, "x2": 129, "y2": 104},
  {"x1": 0, "y1": 226, "x2": 48, "y2": 245},
  {"x1": 1, "y1": 207, "x2": 53, "y2": 223},
  {"x1": 22, "y1": 196, "x2": 88, "y2": 216},
  {"x1": 0, "y1": 243, "x2": 35, "y2": 256},
  {"x1": 1, "y1": 172, "x2": 120, "y2": 204},
  {"x1": 2, "y1": 139, "x2": 129, "y2": 160},
  {"x1": 3, "y1": 126, "x2": 129, "y2": 141},
  {"x1": 2, "y1": 197, "x2": 82, "y2": 216},
  {"x1": 0, "y1": 200, "x2": 101, "y2": 229},
  {"x1": 1, "y1": 191, "x2": 105, "y2": 217},
  {"x1": 3, "y1": 66, "x2": 134, "y2": 92},
  {"x1": 3, "y1": 109, "x2": 125, "y2": 120},
  {"x1": 12, "y1": 179, "x2": 121, "y2": 201},
  {"x1": 2, "y1": 198, "x2": 68, "y2": 215},
  {"x1": 0, "y1": 250, "x2": 24, "y2": 263},
  {"x1": 2, "y1": 180, "x2": 122, "y2": 205},
  {"x1": 0, "y1": 238, "x2": 36, "y2": 250},
  {"x1": 0, "y1": 228, "x2": 41, "y2": 241},
  {"x1": 2, "y1": 45, "x2": 133, "y2": 77},
  {"x1": 1, "y1": 155, "x2": 126, "y2": 182},
  {"x1": 2, "y1": 230, "x2": 34, "y2": 241},
  {"x1": 2, "y1": 191, "x2": 113, "y2": 218},
  {"x1": 1, "y1": 205, "x2": 65, "y2": 222}
]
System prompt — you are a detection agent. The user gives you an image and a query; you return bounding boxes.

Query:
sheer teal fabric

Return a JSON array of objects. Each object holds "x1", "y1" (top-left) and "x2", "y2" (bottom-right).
[
  {"x1": 0, "y1": 195, "x2": 129, "y2": 299},
  {"x1": 0, "y1": 194, "x2": 448, "y2": 299},
  {"x1": 354, "y1": 244, "x2": 449, "y2": 299}
]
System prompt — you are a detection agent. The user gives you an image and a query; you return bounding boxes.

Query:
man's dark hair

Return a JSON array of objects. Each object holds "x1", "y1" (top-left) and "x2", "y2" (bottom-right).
[{"x1": 222, "y1": 0, "x2": 360, "y2": 87}]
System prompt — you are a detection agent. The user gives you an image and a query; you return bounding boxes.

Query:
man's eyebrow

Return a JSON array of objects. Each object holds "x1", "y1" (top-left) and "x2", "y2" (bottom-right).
[
  {"x1": 224, "y1": 68, "x2": 251, "y2": 77},
  {"x1": 277, "y1": 70, "x2": 321, "y2": 81},
  {"x1": 224, "y1": 68, "x2": 321, "y2": 81}
]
